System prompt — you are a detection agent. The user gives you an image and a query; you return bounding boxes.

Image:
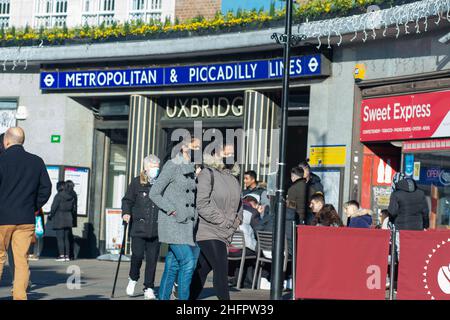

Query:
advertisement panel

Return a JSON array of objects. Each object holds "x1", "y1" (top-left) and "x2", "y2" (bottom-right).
[
  {"x1": 360, "y1": 90, "x2": 450, "y2": 142},
  {"x1": 64, "y1": 167, "x2": 90, "y2": 216}
]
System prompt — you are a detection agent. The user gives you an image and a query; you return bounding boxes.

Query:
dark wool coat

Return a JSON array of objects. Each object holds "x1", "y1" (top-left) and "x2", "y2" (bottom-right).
[
  {"x1": 121, "y1": 172, "x2": 159, "y2": 239},
  {"x1": 0, "y1": 145, "x2": 51, "y2": 225}
]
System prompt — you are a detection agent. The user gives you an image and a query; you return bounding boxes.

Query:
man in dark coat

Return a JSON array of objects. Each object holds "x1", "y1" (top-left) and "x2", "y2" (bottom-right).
[
  {"x1": 122, "y1": 154, "x2": 161, "y2": 300},
  {"x1": 287, "y1": 167, "x2": 307, "y2": 224},
  {"x1": 299, "y1": 160, "x2": 324, "y2": 225},
  {"x1": 388, "y1": 177, "x2": 429, "y2": 231},
  {"x1": 0, "y1": 127, "x2": 51, "y2": 300}
]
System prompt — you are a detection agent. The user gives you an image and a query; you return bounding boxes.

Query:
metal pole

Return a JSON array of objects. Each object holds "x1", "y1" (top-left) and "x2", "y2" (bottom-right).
[
  {"x1": 111, "y1": 221, "x2": 128, "y2": 299},
  {"x1": 270, "y1": 0, "x2": 293, "y2": 301},
  {"x1": 389, "y1": 225, "x2": 396, "y2": 300},
  {"x1": 291, "y1": 221, "x2": 297, "y2": 300}
]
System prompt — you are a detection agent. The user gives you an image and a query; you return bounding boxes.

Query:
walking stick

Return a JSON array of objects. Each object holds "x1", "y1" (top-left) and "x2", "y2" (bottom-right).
[{"x1": 111, "y1": 221, "x2": 128, "y2": 298}]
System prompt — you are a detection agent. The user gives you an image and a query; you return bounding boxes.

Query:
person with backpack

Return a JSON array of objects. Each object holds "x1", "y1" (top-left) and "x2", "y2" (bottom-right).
[{"x1": 190, "y1": 145, "x2": 243, "y2": 300}]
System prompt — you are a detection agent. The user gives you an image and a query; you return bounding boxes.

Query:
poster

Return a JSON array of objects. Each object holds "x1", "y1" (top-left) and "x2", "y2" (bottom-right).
[
  {"x1": 404, "y1": 154, "x2": 414, "y2": 177},
  {"x1": 313, "y1": 169, "x2": 342, "y2": 211},
  {"x1": 105, "y1": 208, "x2": 124, "y2": 254},
  {"x1": 0, "y1": 109, "x2": 16, "y2": 134},
  {"x1": 372, "y1": 186, "x2": 392, "y2": 225},
  {"x1": 413, "y1": 162, "x2": 421, "y2": 180},
  {"x1": 42, "y1": 166, "x2": 61, "y2": 213},
  {"x1": 309, "y1": 145, "x2": 346, "y2": 167},
  {"x1": 64, "y1": 167, "x2": 90, "y2": 216}
]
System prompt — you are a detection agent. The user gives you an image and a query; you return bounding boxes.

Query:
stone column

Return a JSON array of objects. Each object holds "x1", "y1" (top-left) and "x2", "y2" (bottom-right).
[
  {"x1": 241, "y1": 90, "x2": 280, "y2": 184},
  {"x1": 126, "y1": 95, "x2": 164, "y2": 184}
]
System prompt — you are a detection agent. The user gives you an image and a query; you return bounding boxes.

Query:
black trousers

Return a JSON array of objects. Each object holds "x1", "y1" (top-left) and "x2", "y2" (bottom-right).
[
  {"x1": 129, "y1": 236, "x2": 160, "y2": 290},
  {"x1": 55, "y1": 228, "x2": 71, "y2": 257},
  {"x1": 190, "y1": 240, "x2": 229, "y2": 300}
]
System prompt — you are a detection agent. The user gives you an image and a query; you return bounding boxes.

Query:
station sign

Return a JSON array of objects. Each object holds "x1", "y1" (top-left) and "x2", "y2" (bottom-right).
[{"x1": 40, "y1": 54, "x2": 330, "y2": 90}]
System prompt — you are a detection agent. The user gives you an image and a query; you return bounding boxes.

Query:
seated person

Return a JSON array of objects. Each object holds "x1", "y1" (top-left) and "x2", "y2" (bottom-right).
[
  {"x1": 344, "y1": 200, "x2": 373, "y2": 228},
  {"x1": 311, "y1": 204, "x2": 344, "y2": 227},
  {"x1": 228, "y1": 194, "x2": 260, "y2": 288}
]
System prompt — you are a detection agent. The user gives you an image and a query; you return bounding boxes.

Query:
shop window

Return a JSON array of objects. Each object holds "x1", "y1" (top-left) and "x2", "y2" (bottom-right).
[
  {"x1": 0, "y1": 0, "x2": 10, "y2": 28},
  {"x1": 0, "y1": 100, "x2": 17, "y2": 134},
  {"x1": 34, "y1": 0, "x2": 68, "y2": 28},
  {"x1": 404, "y1": 152, "x2": 450, "y2": 229},
  {"x1": 128, "y1": 0, "x2": 162, "y2": 23},
  {"x1": 82, "y1": 0, "x2": 116, "y2": 26}
]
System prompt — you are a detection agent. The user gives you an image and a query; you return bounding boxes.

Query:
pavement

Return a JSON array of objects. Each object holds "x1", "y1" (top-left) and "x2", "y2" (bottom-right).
[{"x1": 0, "y1": 258, "x2": 290, "y2": 300}]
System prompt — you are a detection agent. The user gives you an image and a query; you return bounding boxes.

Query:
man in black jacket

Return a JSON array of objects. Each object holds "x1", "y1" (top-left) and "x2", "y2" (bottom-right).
[
  {"x1": 0, "y1": 127, "x2": 51, "y2": 300},
  {"x1": 122, "y1": 154, "x2": 161, "y2": 300}
]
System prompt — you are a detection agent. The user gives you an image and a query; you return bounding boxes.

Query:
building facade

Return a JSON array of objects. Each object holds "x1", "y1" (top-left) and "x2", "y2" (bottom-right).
[
  {"x1": 0, "y1": 0, "x2": 225, "y2": 29},
  {"x1": 0, "y1": 2, "x2": 449, "y2": 257}
]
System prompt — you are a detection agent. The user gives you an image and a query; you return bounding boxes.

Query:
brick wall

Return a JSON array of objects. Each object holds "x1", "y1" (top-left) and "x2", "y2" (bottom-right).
[{"x1": 175, "y1": 0, "x2": 222, "y2": 22}]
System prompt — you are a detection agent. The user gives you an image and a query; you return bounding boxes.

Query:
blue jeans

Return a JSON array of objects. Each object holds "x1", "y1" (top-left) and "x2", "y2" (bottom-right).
[{"x1": 158, "y1": 244, "x2": 199, "y2": 300}]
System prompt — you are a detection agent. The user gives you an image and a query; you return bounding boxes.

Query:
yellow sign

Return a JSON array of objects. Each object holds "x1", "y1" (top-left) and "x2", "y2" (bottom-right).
[
  {"x1": 309, "y1": 146, "x2": 346, "y2": 166},
  {"x1": 354, "y1": 63, "x2": 366, "y2": 82}
]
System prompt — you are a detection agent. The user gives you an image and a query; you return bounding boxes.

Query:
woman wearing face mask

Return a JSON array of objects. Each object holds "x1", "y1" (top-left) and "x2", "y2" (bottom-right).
[
  {"x1": 149, "y1": 138, "x2": 199, "y2": 300},
  {"x1": 190, "y1": 144, "x2": 243, "y2": 300},
  {"x1": 122, "y1": 154, "x2": 161, "y2": 300}
]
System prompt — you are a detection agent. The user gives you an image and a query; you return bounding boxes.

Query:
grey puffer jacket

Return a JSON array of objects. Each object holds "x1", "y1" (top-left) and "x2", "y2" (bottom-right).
[
  {"x1": 149, "y1": 154, "x2": 197, "y2": 246},
  {"x1": 196, "y1": 155, "x2": 243, "y2": 245}
]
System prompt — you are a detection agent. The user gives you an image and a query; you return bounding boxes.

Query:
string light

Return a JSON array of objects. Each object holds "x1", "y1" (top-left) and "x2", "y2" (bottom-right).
[{"x1": 296, "y1": 0, "x2": 450, "y2": 49}]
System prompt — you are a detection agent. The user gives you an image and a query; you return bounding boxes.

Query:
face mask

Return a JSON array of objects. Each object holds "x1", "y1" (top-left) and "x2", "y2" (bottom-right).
[
  {"x1": 147, "y1": 167, "x2": 160, "y2": 179},
  {"x1": 222, "y1": 156, "x2": 235, "y2": 169}
]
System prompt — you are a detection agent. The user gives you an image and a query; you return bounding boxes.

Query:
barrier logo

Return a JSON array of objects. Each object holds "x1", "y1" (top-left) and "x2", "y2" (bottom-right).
[{"x1": 422, "y1": 237, "x2": 450, "y2": 299}]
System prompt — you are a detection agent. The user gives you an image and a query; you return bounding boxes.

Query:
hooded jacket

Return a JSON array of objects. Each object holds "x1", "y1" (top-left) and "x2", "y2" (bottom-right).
[
  {"x1": 50, "y1": 190, "x2": 77, "y2": 229},
  {"x1": 347, "y1": 209, "x2": 373, "y2": 229},
  {"x1": 195, "y1": 155, "x2": 243, "y2": 245},
  {"x1": 121, "y1": 171, "x2": 159, "y2": 238},
  {"x1": 388, "y1": 178, "x2": 429, "y2": 230}
]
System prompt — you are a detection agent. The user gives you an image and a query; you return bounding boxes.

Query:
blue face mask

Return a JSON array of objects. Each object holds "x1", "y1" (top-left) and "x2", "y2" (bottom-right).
[{"x1": 147, "y1": 167, "x2": 160, "y2": 179}]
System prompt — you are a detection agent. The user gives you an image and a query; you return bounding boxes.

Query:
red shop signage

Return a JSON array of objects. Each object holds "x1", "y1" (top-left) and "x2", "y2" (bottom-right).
[{"x1": 360, "y1": 90, "x2": 450, "y2": 142}]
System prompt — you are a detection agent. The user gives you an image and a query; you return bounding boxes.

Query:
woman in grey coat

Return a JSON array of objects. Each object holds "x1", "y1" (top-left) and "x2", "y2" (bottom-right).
[
  {"x1": 149, "y1": 140, "x2": 199, "y2": 300},
  {"x1": 190, "y1": 145, "x2": 243, "y2": 300}
]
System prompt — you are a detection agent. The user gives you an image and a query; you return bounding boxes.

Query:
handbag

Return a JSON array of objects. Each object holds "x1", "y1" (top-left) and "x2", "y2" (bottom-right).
[{"x1": 35, "y1": 215, "x2": 44, "y2": 238}]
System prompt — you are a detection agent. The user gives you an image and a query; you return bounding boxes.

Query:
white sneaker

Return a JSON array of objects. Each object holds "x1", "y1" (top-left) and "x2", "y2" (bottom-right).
[
  {"x1": 55, "y1": 256, "x2": 66, "y2": 262},
  {"x1": 126, "y1": 278, "x2": 137, "y2": 296},
  {"x1": 259, "y1": 277, "x2": 271, "y2": 290},
  {"x1": 170, "y1": 283, "x2": 178, "y2": 300},
  {"x1": 144, "y1": 288, "x2": 156, "y2": 300}
]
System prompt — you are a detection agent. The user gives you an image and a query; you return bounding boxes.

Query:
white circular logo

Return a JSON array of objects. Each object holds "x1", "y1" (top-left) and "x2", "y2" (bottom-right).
[
  {"x1": 423, "y1": 238, "x2": 450, "y2": 299},
  {"x1": 308, "y1": 58, "x2": 319, "y2": 73},
  {"x1": 439, "y1": 170, "x2": 450, "y2": 186},
  {"x1": 44, "y1": 74, "x2": 55, "y2": 87}
]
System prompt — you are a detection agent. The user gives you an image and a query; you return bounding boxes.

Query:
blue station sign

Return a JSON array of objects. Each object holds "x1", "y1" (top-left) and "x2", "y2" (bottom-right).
[{"x1": 40, "y1": 54, "x2": 330, "y2": 90}]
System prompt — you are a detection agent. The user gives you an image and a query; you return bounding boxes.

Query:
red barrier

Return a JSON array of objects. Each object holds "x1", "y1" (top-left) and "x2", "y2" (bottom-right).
[
  {"x1": 397, "y1": 230, "x2": 450, "y2": 300},
  {"x1": 295, "y1": 226, "x2": 390, "y2": 300}
]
